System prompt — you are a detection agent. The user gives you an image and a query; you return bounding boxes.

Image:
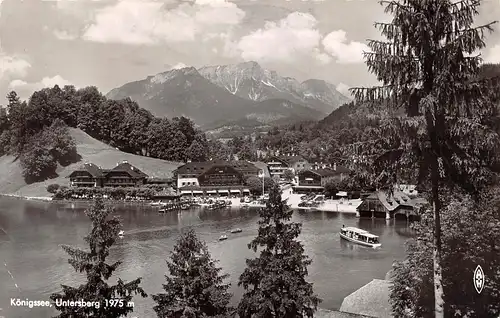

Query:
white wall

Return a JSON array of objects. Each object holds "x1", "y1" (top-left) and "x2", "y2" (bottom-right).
[{"x1": 177, "y1": 177, "x2": 199, "y2": 188}]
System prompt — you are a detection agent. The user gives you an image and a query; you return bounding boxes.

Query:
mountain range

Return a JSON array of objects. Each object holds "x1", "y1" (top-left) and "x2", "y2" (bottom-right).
[{"x1": 106, "y1": 61, "x2": 351, "y2": 134}]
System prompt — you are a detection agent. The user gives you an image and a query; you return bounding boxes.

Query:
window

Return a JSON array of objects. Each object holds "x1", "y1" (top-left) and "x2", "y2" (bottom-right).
[{"x1": 182, "y1": 182, "x2": 186, "y2": 186}]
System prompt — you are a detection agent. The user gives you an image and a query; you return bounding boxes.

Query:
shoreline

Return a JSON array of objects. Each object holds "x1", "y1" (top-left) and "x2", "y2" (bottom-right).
[
  {"x1": 0, "y1": 193, "x2": 53, "y2": 202},
  {"x1": 0, "y1": 193, "x2": 363, "y2": 213}
]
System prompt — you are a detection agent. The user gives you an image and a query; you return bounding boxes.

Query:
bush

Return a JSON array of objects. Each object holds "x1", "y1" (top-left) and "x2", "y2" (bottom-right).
[
  {"x1": 52, "y1": 186, "x2": 159, "y2": 201},
  {"x1": 46, "y1": 184, "x2": 60, "y2": 193},
  {"x1": 20, "y1": 141, "x2": 58, "y2": 183}
]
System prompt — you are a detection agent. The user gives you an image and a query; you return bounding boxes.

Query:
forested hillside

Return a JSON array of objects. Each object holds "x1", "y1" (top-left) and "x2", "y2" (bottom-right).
[
  {"x1": 256, "y1": 63, "x2": 500, "y2": 165},
  {"x1": 0, "y1": 85, "x2": 210, "y2": 184}
]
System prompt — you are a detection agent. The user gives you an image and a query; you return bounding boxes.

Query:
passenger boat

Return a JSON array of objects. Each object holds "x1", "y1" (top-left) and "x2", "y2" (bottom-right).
[
  {"x1": 230, "y1": 228, "x2": 242, "y2": 233},
  {"x1": 219, "y1": 235, "x2": 228, "y2": 241},
  {"x1": 339, "y1": 226, "x2": 381, "y2": 248}
]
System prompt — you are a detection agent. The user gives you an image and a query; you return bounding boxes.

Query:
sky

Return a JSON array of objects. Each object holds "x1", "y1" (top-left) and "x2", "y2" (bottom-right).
[{"x1": 0, "y1": 0, "x2": 500, "y2": 101}]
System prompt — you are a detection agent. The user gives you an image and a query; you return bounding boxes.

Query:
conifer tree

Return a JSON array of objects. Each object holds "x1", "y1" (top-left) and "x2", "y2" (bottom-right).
[
  {"x1": 50, "y1": 197, "x2": 147, "y2": 318},
  {"x1": 238, "y1": 183, "x2": 320, "y2": 317},
  {"x1": 152, "y1": 229, "x2": 232, "y2": 318},
  {"x1": 349, "y1": 1, "x2": 500, "y2": 316}
]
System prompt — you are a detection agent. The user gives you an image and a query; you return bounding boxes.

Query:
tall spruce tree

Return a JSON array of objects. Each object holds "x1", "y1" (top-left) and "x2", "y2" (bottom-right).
[
  {"x1": 349, "y1": 1, "x2": 500, "y2": 317},
  {"x1": 152, "y1": 229, "x2": 232, "y2": 318},
  {"x1": 238, "y1": 183, "x2": 320, "y2": 317},
  {"x1": 50, "y1": 197, "x2": 147, "y2": 318}
]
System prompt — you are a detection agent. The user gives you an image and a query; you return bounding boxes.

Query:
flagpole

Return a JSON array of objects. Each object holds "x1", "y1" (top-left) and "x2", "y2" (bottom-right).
[{"x1": 260, "y1": 170, "x2": 265, "y2": 197}]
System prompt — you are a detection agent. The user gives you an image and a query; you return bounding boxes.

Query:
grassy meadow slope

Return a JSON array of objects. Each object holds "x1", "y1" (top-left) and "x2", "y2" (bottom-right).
[{"x1": 0, "y1": 128, "x2": 183, "y2": 198}]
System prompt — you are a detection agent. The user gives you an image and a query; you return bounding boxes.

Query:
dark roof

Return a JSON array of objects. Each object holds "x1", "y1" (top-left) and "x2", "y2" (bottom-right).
[
  {"x1": 229, "y1": 160, "x2": 259, "y2": 173},
  {"x1": 332, "y1": 164, "x2": 350, "y2": 174},
  {"x1": 315, "y1": 168, "x2": 338, "y2": 177},
  {"x1": 107, "y1": 162, "x2": 149, "y2": 178},
  {"x1": 361, "y1": 188, "x2": 421, "y2": 212},
  {"x1": 147, "y1": 177, "x2": 174, "y2": 182},
  {"x1": 68, "y1": 163, "x2": 104, "y2": 178},
  {"x1": 278, "y1": 155, "x2": 306, "y2": 165},
  {"x1": 300, "y1": 168, "x2": 339, "y2": 177},
  {"x1": 175, "y1": 161, "x2": 216, "y2": 175},
  {"x1": 251, "y1": 161, "x2": 271, "y2": 177}
]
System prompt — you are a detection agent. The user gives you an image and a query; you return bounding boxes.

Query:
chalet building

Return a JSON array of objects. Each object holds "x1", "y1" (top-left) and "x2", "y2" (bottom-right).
[
  {"x1": 67, "y1": 161, "x2": 149, "y2": 188},
  {"x1": 175, "y1": 161, "x2": 214, "y2": 189},
  {"x1": 294, "y1": 164, "x2": 351, "y2": 193},
  {"x1": 356, "y1": 188, "x2": 424, "y2": 220},
  {"x1": 174, "y1": 160, "x2": 261, "y2": 196},
  {"x1": 68, "y1": 163, "x2": 105, "y2": 187},
  {"x1": 102, "y1": 161, "x2": 149, "y2": 187},
  {"x1": 231, "y1": 161, "x2": 261, "y2": 178},
  {"x1": 266, "y1": 155, "x2": 311, "y2": 179}
]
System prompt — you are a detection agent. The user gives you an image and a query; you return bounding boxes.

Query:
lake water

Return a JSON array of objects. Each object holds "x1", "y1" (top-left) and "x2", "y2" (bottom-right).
[{"x1": 0, "y1": 197, "x2": 414, "y2": 318}]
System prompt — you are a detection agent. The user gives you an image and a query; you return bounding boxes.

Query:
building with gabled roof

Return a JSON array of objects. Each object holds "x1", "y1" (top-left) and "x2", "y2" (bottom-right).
[
  {"x1": 102, "y1": 160, "x2": 149, "y2": 187},
  {"x1": 174, "y1": 160, "x2": 260, "y2": 196},
  {"x1": 266, "y1": 155, "x2": 311, "y2": 179},
  {"x1": 68, "y1": 163, "x2": 105, "y2": 187},
  {"x1": 294, "y1": 164, "x2": 351, "y2": 193},
  {"x1": 67, "y1": 160, "x2": 149, "y2": 188},
  {"x1": 356, "y1": 187, "x2": 424, "y2": 220}
]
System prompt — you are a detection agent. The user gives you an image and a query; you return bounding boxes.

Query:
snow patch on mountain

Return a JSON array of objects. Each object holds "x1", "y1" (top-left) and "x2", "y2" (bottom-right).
[{"x1": 198, "y1": 61, "x2": 351, "y2": 114}]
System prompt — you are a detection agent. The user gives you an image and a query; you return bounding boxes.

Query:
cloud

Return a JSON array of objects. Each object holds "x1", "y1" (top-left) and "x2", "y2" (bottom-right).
[
  {"x1": 169, "y1": 62, "x2": 188, "y2": 70},
  {"x1": 336, "y1": 82, "x2": 352, "y2": 97},
  {"x1": 485, "y1": 44, "x2": 500, "y2": 64},
  {"x1": 8, "y1": 75, "x2": 74, "y2": 99},
  {"x1": 312, "y1": 48, "x2": 332, "y2": 64},
  {"x1": 0, "y1": 55, "x2": 31, "y2": 79},
  {"x1": 322, "y1": 30, "x2": 369, "y2": 64},
  {"x1": 82, "y1": 0, "x2": 245, "y2": 45},
  {"x1": 234, "y1": 12, "x2": 322, "y2": 63},
  {"x1": 53, "y1": 29, "x2": 78, "y2": 40},
  {"x1": 0, "y1": 0, "x2": 31, "y2": 81},
  {"x1": 230, "y1": 12, "x2": 366, "y2": 65}
]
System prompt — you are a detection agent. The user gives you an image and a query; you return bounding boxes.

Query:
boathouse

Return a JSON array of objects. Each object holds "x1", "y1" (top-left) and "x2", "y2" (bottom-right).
[{"x1": 356, "y1": 188, "x2": 423, "y2": 220}]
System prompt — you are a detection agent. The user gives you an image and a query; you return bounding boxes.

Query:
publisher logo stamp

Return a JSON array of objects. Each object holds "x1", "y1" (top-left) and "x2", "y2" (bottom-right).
[{"x1": 474, "y1": 265, "x2": 485, "y2": 294}]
